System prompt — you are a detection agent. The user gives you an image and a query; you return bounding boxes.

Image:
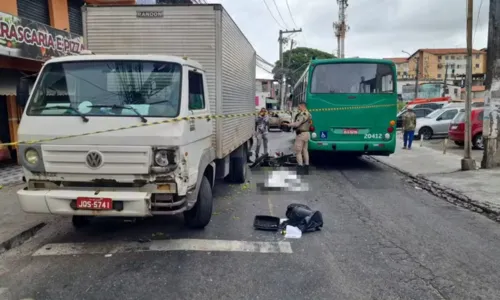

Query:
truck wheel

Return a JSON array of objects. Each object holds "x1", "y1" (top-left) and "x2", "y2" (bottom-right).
[
  {"x1": 184, "y1": 176, "x2": 213, "y2": 229},
  {"x1": 72, "y1": 216, "x2": 91, "y2": 229},
  {"x1": 228, "y1": 147, "x2": 248, "y2": 183}
]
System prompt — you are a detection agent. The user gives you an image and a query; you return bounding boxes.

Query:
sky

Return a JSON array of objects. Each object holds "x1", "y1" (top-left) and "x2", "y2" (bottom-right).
[{"x1": 206, "y1": 0, "x2": 490, "y2": 77}]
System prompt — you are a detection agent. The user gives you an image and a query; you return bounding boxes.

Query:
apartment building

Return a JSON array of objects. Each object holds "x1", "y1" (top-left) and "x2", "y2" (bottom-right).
[
  {"x1": 384, "y1": 57, "x2": 409, "y2": 80},
  {"x1": 407, "y1": 48, "x2": 487, "y2": 81}
]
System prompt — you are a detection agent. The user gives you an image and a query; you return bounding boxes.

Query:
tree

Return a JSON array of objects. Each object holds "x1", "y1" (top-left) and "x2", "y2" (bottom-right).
[{"x1": 272, "y1": 47, "x2": 335, "y2": 86}]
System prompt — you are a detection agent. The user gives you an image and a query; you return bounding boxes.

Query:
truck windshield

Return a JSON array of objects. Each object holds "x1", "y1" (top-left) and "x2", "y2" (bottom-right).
[
  {"x1": 26, "y1": 60, "x2": 182, "y2": 118},
  {"x1": 310, "y1": 63, "x2": 395, "y2": 94}
]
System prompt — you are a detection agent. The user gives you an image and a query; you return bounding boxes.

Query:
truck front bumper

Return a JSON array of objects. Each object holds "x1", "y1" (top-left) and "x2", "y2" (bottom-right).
[{"x1": 17, "y1": 188, "x2": 151, "y2": 217}]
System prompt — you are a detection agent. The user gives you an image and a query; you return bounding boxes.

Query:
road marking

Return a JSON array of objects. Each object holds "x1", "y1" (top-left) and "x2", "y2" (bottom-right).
[
  {"x1": 32, "y1": 239, "x2": 293, "y2": 256},
  {"x1": 268, "y1": 195, "x2": 274, "y2": 216}
]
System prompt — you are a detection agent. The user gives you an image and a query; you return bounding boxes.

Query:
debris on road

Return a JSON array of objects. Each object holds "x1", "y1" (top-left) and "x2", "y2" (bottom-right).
[
  {"x1": 250, "y1": 152, "x2": 297, "y2": 169},
  {"x1": 253, "y1": 215, "x2": 281, "y2": 231},
  {"x1": 283, "y1": 204, "x2": 323, "y2": 233},
  {"x1": 283, "y1": 225, "x2": 302, "y2": 239},
  {"x1": 253, "y1": 204, "x2": 323, "y2": 237}
]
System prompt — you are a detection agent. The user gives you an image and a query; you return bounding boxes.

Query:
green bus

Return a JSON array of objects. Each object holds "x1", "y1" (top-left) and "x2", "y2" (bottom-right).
[{"x1": 292, "y1": 58, "x2": 398, "y2": 156}]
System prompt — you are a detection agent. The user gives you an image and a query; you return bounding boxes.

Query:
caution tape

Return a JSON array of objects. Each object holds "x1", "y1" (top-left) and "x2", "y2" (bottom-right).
[{"x1": 1, "y1": 103, "x2": 396, "y2": 147}]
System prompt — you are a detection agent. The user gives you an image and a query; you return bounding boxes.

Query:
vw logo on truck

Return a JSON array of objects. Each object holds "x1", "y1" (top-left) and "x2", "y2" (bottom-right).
[{"x1": 85, "y1": 151, "x2": 103, "y2": 169}]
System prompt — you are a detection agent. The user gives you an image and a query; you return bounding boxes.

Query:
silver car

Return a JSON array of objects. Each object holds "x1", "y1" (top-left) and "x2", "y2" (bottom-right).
[{"x1": 415, "y1": 106, "x2": 463, "y2": 140}]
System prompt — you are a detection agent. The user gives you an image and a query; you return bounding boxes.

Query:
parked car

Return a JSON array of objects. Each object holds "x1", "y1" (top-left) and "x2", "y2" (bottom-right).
[
  {"x1": 413, "y1": 102, "x2": 445, "y2": 111},
  {"x1": 442, "y1": 103, "x2": 466, "y2": 109},
  {"x1": 396, "y1": 108, "x2": 433, "y2": 128},
  {"x1": 448, "y1": 107, "x2": 484, "y2": 149},
  {"x1": 415, "y1": 106, "x2": 461, "y2": 140},
  {"x1": 268, "y1": 111, "x2": 292, "y2": 132}
]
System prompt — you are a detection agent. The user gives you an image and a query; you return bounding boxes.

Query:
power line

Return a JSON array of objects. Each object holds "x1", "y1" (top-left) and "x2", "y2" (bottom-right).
[
  {"x1": 473, "y1": 0, "x2": 484, "y2": 45},
  {"x1": 257, "y1": 55, "x2": 275, "y2": 68},
  {"x1": 262, "y1": 0, "x2": 285, "y2": 29},
  {"x1": 271, "y1": 0, "x2": 289, "y2": 28},
  {"x1": 285, "y1": 0, "x2": 298, "y2": 28}
]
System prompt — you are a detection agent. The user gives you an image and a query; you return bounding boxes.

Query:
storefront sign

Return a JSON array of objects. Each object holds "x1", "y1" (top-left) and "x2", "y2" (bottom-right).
[{"x1": 0, "y1": 11, "x2": 85, "y2": 62}]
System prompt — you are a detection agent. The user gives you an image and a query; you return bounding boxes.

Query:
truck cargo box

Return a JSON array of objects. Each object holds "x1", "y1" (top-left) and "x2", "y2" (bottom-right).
[{"x1": 82, "y1": 4, "x2": 256, "y2": 159}]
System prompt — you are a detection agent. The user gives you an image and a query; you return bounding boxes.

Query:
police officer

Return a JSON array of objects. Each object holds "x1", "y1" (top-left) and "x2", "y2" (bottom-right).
[
  {"x1": 285, "y1": 102, "x2": 311, "y2": 174},
  {"x1": 254, "y1": 107, "x2": 269, "y2": 158}
]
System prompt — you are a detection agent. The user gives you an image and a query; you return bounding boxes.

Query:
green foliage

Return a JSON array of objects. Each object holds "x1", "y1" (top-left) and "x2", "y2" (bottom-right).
[
  {"x1": 397, "y1": 102, "x2": 406, "y2": 111},
  {"x1": 272, "y1": 47, "x2": 335, "y2": 86}
]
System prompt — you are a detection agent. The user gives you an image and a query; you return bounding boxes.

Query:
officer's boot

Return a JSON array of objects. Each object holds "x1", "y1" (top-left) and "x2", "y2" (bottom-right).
[
  {"x1": 296, "y1": 165, "x2": 304, "y2": 175},
  {"x1": 303, "y1": 165, "x2": 309, "y2": 175}
]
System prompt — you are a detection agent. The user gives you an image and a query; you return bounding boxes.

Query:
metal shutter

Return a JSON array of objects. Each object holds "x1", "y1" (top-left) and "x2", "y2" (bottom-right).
[
  {"x1": 17, "y1": 0, "x2": 50, "y2": 25},
  {"x1": 68, "y1": 0, "x2": 84, "y2": 35}
]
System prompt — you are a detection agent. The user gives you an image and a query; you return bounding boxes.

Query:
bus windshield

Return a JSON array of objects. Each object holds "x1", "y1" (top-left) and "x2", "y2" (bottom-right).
[
  {"x1": 27, "y1": 60, "x2": 182, "y2": 118},
  {"x1": 310, "y1": 63, "x2": 395, "y2": 94}
]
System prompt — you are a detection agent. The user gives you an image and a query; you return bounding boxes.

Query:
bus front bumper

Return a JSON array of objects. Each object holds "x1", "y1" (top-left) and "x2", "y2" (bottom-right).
[{"x1": 308, "y1": 139, "x2": 395, "y2": 154}]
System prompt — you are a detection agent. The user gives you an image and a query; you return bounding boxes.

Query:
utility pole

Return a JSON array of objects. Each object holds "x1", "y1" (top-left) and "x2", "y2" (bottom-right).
[
  {"x1": 279, "y1": 28, "x2": 302, "y2": 109},
  {"x1": 414, "y1": 56, "x2": 420, "y2": 99},
  {"x1": 462, "y1": 0, "x2": 476, "y2": 170},
  {"x1": 333, "y1": 0, "x2": 349, "y2": 58},
  {"x1": 482, "y1": 0, "x2": 500, "y2": 168},
  {"x1": 442, "y1": 63, "x2": 449, "y2": 97},
  {"x1": 285, "y1": 39, "x2": 296, "y2": 107},
  {"x1": 403, "y1": 50, "x2": 419, "y2": 99}
]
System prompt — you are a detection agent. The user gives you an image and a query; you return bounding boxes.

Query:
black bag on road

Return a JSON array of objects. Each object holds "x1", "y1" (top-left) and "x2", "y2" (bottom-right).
[{"x1": 284, "y1": 203, "x2": 323, "y2": 233}]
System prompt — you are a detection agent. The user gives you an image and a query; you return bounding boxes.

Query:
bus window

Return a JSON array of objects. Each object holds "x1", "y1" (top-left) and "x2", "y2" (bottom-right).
[{"x1": 310, "y1": 63, "x2": 395, "y2": 94}]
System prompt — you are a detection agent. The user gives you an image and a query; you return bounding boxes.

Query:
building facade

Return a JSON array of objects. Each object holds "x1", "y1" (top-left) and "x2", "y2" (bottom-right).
[
  {"x1": 384, "y1": 57, "x2": 409, "y2": 80},
  {"x1": 255, "y1": 78, "x2": 277, "y2": 110},
  {"x1": 0, "y1": 0, "x2": 86, "y2": 164},
  {"x1": 407, "y1": 48, "x2": 487, "y2": 81}
]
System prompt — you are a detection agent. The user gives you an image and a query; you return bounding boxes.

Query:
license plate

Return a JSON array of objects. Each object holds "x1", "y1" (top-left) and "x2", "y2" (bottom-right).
[
  {"x1": 343, "y1": 129, "x2": 358, "y2": 134},
  {"x1": 76, "y1": 197, "x2": 113, "y2": 210},
  {"x1": 451, "y1": 125, "x2": 458, "y2": 130}
]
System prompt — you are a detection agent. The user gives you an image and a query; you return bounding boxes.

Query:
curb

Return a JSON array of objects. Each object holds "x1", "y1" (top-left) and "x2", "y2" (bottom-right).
[
  {"x1": 368, "y1": 156, "x2": 500, "y2": 223},
  {"x1": 0, "y1": 222, "x2": 46, "y2": 254}
]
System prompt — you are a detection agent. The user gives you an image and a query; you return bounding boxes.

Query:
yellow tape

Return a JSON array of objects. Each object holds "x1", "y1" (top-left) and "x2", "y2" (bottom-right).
[{"x1": 1, "y1": 103, "x2": 396, "y2": 147}]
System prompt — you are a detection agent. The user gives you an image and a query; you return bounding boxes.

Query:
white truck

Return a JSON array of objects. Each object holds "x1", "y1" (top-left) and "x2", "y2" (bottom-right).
[{"x1": 15, "y1": 4, "x2": 256, "y2": 229}]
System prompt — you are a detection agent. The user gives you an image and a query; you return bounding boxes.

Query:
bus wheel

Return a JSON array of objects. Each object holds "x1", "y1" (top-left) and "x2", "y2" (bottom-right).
[{"x1": 419, "y1": 127, "x2": 433, "y2": 140}]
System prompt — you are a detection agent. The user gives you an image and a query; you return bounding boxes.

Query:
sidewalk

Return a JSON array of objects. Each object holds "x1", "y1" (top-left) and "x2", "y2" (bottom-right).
[
  {"x1": 373, "y1": 137, "x2": 500, "y2": 218},
  {"x1": 0, "y1": 183, "x2": 48, "y2": 254}
]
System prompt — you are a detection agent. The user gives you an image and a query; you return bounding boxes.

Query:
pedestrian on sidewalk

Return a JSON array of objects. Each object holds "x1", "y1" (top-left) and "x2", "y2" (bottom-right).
[
  {"x1": 255, "y1": 107, "x2": 269, "y2": 158},
  {"x1": 402, "y1": 107, "x2": 417, "y2": 150},
  {"x1": 284, "y1": 101, "x2": 311, "y2": 175}
]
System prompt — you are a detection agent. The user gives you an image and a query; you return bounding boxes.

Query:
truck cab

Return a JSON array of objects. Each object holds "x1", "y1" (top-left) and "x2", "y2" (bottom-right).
[{"x1": 15, "y1": 54, "x2": 228, "y2": 229}]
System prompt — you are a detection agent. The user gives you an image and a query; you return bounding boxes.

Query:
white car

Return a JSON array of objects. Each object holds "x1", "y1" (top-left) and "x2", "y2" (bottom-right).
[{"x1": 415, "y1": 106, "x2": 463, "y2": 140}]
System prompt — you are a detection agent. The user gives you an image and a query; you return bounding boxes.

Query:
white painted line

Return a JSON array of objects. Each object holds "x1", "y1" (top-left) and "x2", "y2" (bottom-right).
[{"x1": 32, "y1": 239, "x2": 293, "y2": 256}]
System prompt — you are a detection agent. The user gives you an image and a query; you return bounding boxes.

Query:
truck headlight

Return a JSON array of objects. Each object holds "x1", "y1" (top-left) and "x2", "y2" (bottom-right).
[
  {"x1": 25, "y1": 148, "x2": 40, "y2": 165},
  {"x1": 154, "y1": 150, "x2": 170, "y2": 167}
]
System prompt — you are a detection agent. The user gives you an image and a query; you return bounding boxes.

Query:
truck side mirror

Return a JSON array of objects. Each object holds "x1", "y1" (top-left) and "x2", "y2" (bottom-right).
[{"x1": 16, "y1": 77, "x2": 31, "y2": 107}]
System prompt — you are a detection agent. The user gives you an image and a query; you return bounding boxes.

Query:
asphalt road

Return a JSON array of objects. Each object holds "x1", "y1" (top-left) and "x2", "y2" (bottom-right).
[{"x1": 1, "y1": 131, "x2": 500, "y2": 300}]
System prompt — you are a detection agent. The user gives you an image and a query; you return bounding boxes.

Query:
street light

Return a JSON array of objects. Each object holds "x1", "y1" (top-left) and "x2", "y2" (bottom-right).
[{"x1": 402, "y1": 50, "x2": 419, "y2": 99}]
